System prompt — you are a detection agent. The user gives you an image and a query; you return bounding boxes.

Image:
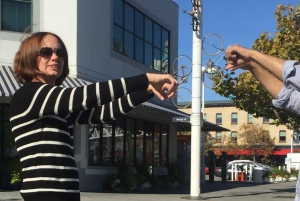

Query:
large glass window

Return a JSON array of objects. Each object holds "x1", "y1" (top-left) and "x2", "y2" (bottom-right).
[
  {"x1": 102, "y1": 122, "x2": 113, "y2": 165},
  {"x1": 216, "y1": 113, "x2": 222, "y2": 124},
  {"x1": 145, "y1": 122, "x2": 153, "y2": 169},
  {"x1": 126, "y1": 118, "x2": 135, "y2": 166},
  {"x1": 88, "y1": 118, "x2": 169, "y2": 168},
  {"x1": 114, "y1": 117, "x2": 125, "y2": 164},
  {"x1": 88, "y1": 124, "x2": 101, "y2": 165},
  {"x1": 279, "y1": 130, "x2": 286, "y2": 143},
  {"x1": 1, "y1": 0, "x2": 32, "y2": 32},
  {"x1": 153, "y1": 124, "x2": 160, "y2": 166},
  {"x1": 136, "y1": 120, "x2": 144, "y2": 165},
  {"x1": 161, "y1": 125, "x2": 168, "y2": 166},
  {"x1": 113, "y1": 0, "x2": 170, "y2": 73}
]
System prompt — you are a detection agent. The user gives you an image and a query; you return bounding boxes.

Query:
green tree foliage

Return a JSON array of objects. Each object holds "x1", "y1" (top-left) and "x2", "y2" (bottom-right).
[
  {"x1": 238, "y1": 123, "x2": 275, "y2": 162},
  {"x1": 214, "y1": 4, "x2": 300, "y2": 130}
]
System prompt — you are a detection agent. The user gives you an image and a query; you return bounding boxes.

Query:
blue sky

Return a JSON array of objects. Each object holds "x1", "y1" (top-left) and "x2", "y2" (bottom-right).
[{"x1": 174, "y1": 0, "x2": 299, "y2": 101}]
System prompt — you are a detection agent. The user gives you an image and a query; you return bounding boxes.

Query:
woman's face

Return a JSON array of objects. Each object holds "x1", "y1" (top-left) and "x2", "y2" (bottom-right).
[{"x1": 36, "y1": 34, "x2": 65, "y2": 85}]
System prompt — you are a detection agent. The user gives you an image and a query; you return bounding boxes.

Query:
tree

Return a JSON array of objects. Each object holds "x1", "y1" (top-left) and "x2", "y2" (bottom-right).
[
  {"x1": 205, "y1": 131, "x2": 240, "y2": 158},
  {"x1": 214, "y1": 4, "x2": 300, "y2": 130},
  {"x1": 238, "y1": 123, "x2": 275, "y2": 162}
]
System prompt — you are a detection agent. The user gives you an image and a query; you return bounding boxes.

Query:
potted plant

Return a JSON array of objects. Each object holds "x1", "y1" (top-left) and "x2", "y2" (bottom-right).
[
  {"x1": 283, "y1": 174, "x2": 289, "y2": 182},
  {"x1": 263, "y1": 171, "x2": 273, "y2": 183},
  {"x1": 166, "y1": 159, "x2": 183, "y2": 187},
  {"x1": 109, "y1": 173, "x2": 138, "y2": 192},
  {"x1": 136, "y1": 174, "x2": 152, "y2": 190},
  {"x1": 275, "y1": 174, "x2": 283, "y2": 182},
  {"x1": 167, "y1": 174, "x2": 183, "y2": 187},
  {"x1": 289, "y1": 169, "x2": 299, "y2": 181}
]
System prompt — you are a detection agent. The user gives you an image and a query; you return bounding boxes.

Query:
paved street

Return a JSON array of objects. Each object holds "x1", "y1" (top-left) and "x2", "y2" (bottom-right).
[{"x1": 0, "y1": 177, "x2": 297, "y2": 201}]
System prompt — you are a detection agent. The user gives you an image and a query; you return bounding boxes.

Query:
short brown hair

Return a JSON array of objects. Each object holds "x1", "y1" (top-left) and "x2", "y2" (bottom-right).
[{"x1": 14, "y1": 32, "x2": 69, "y2": 86}]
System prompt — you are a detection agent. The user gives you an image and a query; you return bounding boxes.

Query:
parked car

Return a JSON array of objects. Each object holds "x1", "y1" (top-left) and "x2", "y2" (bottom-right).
[{"x1": 214, "y1": 160, "x2": 270, "y2": 180}]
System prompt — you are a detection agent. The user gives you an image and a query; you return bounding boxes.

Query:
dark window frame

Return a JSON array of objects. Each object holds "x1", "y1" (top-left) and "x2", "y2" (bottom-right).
[
  {"x1": 88, "y1": 117, "x2": 169, "y2": 168},
  {"x1": 279, "y1": 130, "x2": 286, "y2": 143},
  {"x1": 248, "y1": 113, "x2": 253, "y2": 124},
  {"x1": 231, "y1": 131, "x2": 237, "y2": 142},
  {"x1": 1, "y1": 0, "x2": 32, "y2": 33},
  {"x1": 216, "y1": 132, "x2": 222, "y2": 143},
  {"x1": 216, "y1": 113, "x2": 222, "y2": 125},
  {"x1": 263, "y1": 117, "x2": 269, "y2": 124},
  {"x1": 231, "y1": 113, "x2": 238, "y2": 124},
  {"x1": 113, "y1": 0, "x2": 170, "y2": 73}
]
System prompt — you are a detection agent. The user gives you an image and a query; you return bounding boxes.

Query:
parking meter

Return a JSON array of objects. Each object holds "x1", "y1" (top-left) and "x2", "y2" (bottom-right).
[
  {"x1": 208, "y1": 151, "x2": 215, "y2": 183},
  {"x1": 221, "y1": 151, "x2": 227, "y2": 183}
]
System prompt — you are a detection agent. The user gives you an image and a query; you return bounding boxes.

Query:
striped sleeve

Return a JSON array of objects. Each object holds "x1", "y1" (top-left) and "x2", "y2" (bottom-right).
[
  {"x1": 73, "y1": 89, "x2": 154, "y2": 124},
  {"x1": 10, "y1": 74, "x2": 149, "y2": 119}
]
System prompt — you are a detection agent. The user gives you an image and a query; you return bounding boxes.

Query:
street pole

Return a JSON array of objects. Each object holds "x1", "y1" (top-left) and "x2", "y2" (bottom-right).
[
  {"x1": 201, "y1": 67, "x2": 205, "y2": 183},
  {"x1": 189, "y1": 0, "x2": 204, "y2": 199}
]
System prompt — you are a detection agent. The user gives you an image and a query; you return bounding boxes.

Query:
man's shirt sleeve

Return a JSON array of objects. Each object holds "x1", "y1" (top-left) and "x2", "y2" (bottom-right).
[{"x1": 272, "y1": 60, "x2": 300, "y2": 114}]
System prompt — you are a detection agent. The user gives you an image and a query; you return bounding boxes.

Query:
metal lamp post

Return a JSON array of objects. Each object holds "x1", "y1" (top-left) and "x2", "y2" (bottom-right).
[{"x1": 189, "y1": 0, "x2": 205, "y2": 199}]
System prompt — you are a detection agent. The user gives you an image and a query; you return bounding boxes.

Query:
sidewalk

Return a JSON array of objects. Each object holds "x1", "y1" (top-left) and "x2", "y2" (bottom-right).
[{"x1": 0, "y1": 180, "x2": 297, "y2": 201}]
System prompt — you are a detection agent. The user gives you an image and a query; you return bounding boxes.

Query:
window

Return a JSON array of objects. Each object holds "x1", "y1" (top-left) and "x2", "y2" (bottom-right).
[
  {"x1": 1, "y1": 0, "x2": 32, "y2": 32},
  {"x1": 161, "y1": 125, "x2": 168, "y2": 166},
  {"x1": 231, "y1": 113, "x2": 238, "y2": 124},
  {"x1": 216, "y1": 132, "x2": 222, "y2": 143},
  {"x1": 88, "y1": 118, "x2": 169, "y2": 167},
  {"x1": 216, "y1": 113, "x2": 222, "y2": 124},
  {"x1": 248, "y1": 114, "x2": 253, "y2": 124},
  {"x1": 0, "y1": 104, "x2": 13, "y2": 161},
  {"x1": 231, "y1": 131, "x2": 237, "y2": 142},
  {"x1": 154, "y1": 124, "x2": 161, "y2": 166},
  {"x1": 126, "y1": 118, "x2": 135, "y2": 166},
  {"x1": 113, "y1": 0, "x2": 170, "y2": 73},
  {"x1": 263, "y1": 117, "x2": 269, "y2": 124},
  {"x1": 279, "y1": 130, "x2": 286, "y2": 143}
]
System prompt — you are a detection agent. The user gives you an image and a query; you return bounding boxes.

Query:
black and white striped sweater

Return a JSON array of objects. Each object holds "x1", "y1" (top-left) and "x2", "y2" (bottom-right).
[{"x1": 9, "y1": 74, "x2": 153, "y2": 201}]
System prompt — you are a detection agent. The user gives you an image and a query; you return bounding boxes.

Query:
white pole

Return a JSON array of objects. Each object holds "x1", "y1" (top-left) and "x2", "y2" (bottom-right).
[
  {"x1": 201, "y1": 74, "x2": 205, "y2": 182},
  {"x1": 190, "y1": 0, "x2": 203, "y2": 198}
]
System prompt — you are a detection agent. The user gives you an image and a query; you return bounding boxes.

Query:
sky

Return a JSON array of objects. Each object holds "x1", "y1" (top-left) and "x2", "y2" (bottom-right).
[{"x1": 174, "y1": 0, "x2": 299, "y2": 101}]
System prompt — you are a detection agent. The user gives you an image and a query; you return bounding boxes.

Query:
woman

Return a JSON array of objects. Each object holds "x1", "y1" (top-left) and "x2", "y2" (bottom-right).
[{"x1": 10, "y1": 32, "x2": 178, "y2": 201}]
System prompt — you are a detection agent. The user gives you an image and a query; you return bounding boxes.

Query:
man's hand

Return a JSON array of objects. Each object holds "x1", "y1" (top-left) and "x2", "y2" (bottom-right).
[
  {"x1": 225, "y1": 44, "x2": 254, "y2": 71},
  {"x1": 146, "y1": 73, "x2": 179, "y2": 100}
]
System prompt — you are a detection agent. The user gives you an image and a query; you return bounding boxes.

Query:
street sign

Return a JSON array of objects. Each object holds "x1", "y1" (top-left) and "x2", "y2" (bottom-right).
[{"x1": 172, "y1": 117, "x2": 190, "y2": 123}]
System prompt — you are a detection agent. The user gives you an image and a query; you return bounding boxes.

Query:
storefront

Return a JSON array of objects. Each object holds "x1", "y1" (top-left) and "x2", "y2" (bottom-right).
[{"x1": 0, "y1": 65, "x2": 191, "y2": 191}]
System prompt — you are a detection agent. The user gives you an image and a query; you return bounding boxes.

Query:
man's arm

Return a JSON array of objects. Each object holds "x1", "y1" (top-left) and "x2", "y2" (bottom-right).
[
  {"x1": 226, "y1": 45, "x2": 286, "y2": 80},
  {"x1": 225, "y1": 45, "x2": 285, "y2": 98},
  {"x1": 247, "y1": 61, "x2": 283, "y2": 98},
  {"x1": 249, "y1": 49, "x2": 286, "y2": 81}
]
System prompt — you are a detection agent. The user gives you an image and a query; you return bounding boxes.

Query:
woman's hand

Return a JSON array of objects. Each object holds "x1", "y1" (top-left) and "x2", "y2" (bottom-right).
[{"x1": 146, "y1": 73, "x2": 178, "y2": 100}]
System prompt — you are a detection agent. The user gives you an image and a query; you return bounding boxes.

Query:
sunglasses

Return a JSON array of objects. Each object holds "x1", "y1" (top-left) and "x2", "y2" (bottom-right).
[{"x1": 38, "y1": 47, "x2": 67, "y2": 60}]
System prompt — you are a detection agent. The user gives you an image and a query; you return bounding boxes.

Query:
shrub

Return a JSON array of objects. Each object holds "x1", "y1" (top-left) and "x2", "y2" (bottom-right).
[{"x1": 6, "y1": 156, "x2": 22, "y2": 184}]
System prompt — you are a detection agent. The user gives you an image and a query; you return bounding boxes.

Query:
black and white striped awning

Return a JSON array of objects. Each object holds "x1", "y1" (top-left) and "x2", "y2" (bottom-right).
[{"x1": 0, "y1": 65, "x2": 92, "y2": 97}]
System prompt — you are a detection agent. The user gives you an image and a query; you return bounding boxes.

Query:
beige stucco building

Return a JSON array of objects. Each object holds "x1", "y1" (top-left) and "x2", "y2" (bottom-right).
[{"x1": 179, "y1": 100, "x2": 300, "y2": 165}]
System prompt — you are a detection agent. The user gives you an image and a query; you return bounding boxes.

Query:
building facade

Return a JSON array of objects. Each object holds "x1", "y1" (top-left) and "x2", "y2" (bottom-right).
[
  {"x1": 180, "y1": 100, "x2": 300, "y2": 166},
  {"x1": 0, "y1": 0, "x2": 191, "y2": 191}
]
